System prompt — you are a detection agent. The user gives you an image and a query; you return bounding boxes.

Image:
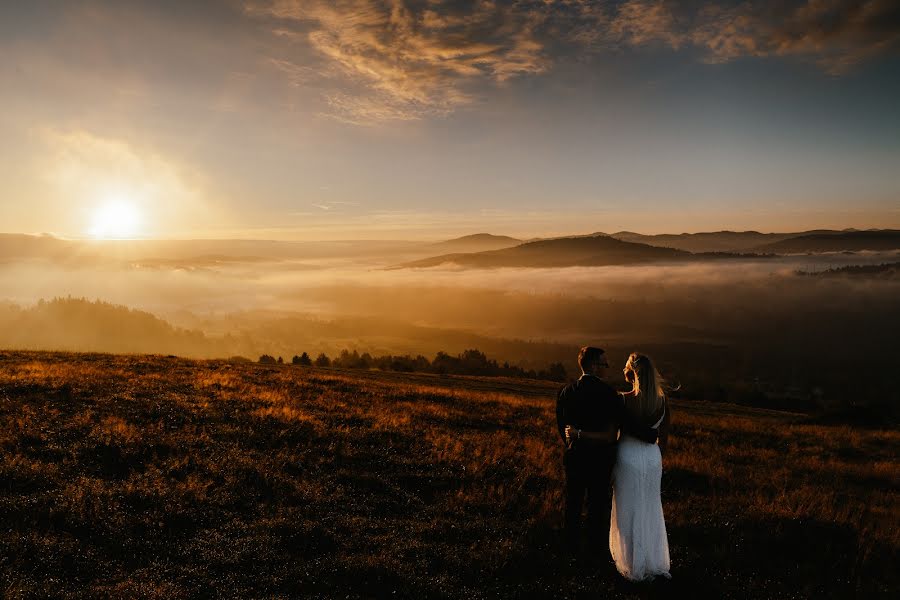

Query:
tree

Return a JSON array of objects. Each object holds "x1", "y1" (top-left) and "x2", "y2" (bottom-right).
[
  {"x1": 292, "y1": 352, "x2": 312, "y2": 366},
  {"x1": 258, "y1": 354, "x2": 276, "y2": 365},
  {"x1": 314, "y1": 353, "x2": 330, "y2": 367},
  {"x1": 544, "y1": 362, "x2": 568, "y2": 382}
]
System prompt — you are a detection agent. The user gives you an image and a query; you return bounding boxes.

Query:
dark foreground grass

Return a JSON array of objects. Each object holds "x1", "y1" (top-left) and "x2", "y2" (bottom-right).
[{"x1": 0, "y1": 351, "x2": 896, "y2": 599}]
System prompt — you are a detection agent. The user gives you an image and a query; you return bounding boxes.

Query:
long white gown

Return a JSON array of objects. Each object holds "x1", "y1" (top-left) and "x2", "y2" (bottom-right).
[{"x1": 609, "y1": 407, "x2": 671, "y2": 581}]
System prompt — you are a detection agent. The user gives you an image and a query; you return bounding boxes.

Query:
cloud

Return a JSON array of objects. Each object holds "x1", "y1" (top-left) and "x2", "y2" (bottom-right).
[
  {"x1": 664, "y1": 0, "x2": 900, "y2": 74},
  {"x1": 245, "y1": 0, "x2": 549, "y2": 123},
  {"x1": 569, "y1": 0, "x2": 899, "y2": 74},
  {"x1": 609, "y1": 0, "x2": 685, "y2": 49},
  {"x1": 310, "y1": 201, "x2": 360, "y2": 211},
  {"x1": 764, "y1": 0, "x2": 900, "y2": 73},
  {"x1": 245, "y1": 1, "x2": 899, "y2": 124}
]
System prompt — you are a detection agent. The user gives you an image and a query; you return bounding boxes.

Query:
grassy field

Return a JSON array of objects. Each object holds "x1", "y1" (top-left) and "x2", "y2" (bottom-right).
[{"x1": 0, "y1": 351, "x2": 896, "y2": 598}]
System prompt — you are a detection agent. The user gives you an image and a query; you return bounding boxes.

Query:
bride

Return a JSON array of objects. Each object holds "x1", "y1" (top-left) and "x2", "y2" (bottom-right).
[{"x1": 610, "y1": 352, "x2": 671, "y2": 581}]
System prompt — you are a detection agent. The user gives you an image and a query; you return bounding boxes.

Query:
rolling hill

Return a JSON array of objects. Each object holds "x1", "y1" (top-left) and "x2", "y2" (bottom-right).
[
  {"x1": 397, "y1": 234, "x2": 690, "y2": 268},
  {"x1": 428, "y1": 233, "x2": 523, "y2": 254},
  {"x1": 608, "y1": 230, "x2": 801, "y2": 253},
  {"x1": 753, "y1": 230, "x2": 900, "y2": 253},
  {"x1": 393, "y1": 234, "x2": 772, "y2": 269}
]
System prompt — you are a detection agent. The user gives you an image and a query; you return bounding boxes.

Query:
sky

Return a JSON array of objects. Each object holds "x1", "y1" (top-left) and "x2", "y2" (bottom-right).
[{"x1": 1, "y1": 0, "x2": 899, "y2": 240}]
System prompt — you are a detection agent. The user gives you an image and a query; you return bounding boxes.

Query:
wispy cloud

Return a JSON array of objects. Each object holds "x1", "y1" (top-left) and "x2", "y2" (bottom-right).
[
  {"x1": 609, "y1": 0, "x2": 685, "y2": 50},
  {"x1": 310, "y1": 201, "x2": 360, "y2": 211},
  {"x1": 570, "y1": 0, "x2": 900, "y2": 73},
  {"x1": 246, "y1": 1, "x2": 899, "y2": 123},
  {"x1": 246, "y1": 0, "x2": 549, "y2": 124},
  {"x1": 690, "y1": 0, "x2": 900, "y2": 73},
  {"x1": 605, "y1": 0, "x2": 900, "y2": 74}
]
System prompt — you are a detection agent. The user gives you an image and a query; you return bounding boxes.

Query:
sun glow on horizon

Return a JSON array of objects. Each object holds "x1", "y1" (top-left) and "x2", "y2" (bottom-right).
[{"x1": 88, "y1": 199, "x2": 143, "y2": 239}]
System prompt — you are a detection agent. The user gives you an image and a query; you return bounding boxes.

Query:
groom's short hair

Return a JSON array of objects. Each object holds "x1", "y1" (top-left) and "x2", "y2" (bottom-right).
[{"x1": 578, "y1": 346, "x2": 606, "y2": 372}]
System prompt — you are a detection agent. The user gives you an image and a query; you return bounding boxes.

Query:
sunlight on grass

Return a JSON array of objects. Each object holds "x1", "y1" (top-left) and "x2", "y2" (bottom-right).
[{"x1": 0, "y1": 351, "x2": 896, "y2": 597}]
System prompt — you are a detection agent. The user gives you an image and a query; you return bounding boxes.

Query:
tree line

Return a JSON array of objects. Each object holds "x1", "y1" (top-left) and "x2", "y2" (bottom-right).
[{"x1": 257, "y1": 348, "x2": 568, "y2": 382}]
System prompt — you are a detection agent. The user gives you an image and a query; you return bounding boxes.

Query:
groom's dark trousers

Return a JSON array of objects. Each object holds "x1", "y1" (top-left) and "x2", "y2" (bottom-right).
[
  {"x1": 563, "y1": 444, "x2": 617, "y2": 554},
  {"x1": 556, "y1": 374, "x2": 657, "y2": 556}
]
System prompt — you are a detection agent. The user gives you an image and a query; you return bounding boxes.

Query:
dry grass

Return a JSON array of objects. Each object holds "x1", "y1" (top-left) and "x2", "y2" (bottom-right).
[{"x1": 0, "y1": 351, "x2": 896, "y2": 599}]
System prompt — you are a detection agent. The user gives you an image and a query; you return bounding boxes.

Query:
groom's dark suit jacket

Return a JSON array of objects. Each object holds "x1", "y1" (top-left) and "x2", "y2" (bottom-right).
[{"x1": 556, "y1": 375, "x2": 657, "y2": 463}]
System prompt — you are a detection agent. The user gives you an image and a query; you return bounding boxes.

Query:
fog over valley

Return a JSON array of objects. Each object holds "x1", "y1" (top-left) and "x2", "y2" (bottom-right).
[{"x1": 2, "y1": 232, "x2": 898, "y2": 414}]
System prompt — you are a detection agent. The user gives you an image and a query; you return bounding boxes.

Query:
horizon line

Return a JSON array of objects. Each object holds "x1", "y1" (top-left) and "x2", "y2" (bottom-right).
[{"x1": 2, "y1": 226, "x2": 899, "y2": 244}]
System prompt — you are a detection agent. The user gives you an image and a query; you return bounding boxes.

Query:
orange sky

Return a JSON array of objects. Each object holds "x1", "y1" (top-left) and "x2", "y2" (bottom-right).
[{"x1": 1, "y1": 1, "x2": 898, "y2": 240}]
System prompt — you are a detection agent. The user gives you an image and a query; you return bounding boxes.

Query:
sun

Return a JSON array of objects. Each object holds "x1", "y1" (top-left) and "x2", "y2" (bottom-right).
[{"x1": 88, "y1": 199, "x2": 142, "y2": 239}]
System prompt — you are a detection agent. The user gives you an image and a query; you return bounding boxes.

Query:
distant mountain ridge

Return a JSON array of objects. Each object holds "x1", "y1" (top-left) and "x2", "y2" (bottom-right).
[
  {"x1": 394, "y1": 229, "x2": 900, "y2": 270},
  {"x1": 4, "y1": 229, "x2": 898, "y2": 269},
  {"x1": 397, "y1": 234, "x2": 696, "y2": 269},
  {"x1": 429, "y1": 233, "x2": 522, "y2": 254},
  {"x1": 604, "y1": 230, "x2": 881, "y2": 253},
  {"x1": 608, "y1": 230, "x2": 799, "y2": 253},
  {"x1": 752, "y1": 230, "x2": 900, "y2": 253}
]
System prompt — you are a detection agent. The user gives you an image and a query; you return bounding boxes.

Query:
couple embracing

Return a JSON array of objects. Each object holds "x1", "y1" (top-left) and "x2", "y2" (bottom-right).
[{"x1": 556, "y1": 346, "x2": 672, "y2": 582}]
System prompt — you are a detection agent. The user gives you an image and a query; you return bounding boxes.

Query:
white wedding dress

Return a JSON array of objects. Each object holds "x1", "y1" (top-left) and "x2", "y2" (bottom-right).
[{"x1": 609, "y1": 406, "x2": 671, "y2": 581}]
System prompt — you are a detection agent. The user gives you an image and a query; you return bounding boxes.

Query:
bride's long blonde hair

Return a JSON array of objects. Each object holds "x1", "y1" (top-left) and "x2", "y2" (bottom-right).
[{"x1": 624, "y1": 352, "x2": 665, "y2": 422}]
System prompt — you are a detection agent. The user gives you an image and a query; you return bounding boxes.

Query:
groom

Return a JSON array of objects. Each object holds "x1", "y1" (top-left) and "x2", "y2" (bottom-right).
[{"x1": 556, "y1": 346, "x2": 657, "y2": 559}]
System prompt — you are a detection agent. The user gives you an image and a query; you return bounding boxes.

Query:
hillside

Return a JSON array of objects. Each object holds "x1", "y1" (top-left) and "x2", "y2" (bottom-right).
[
  {"x1": 394, "y1": 234, "x2": 778, "y2": 269},
  {"x1": 754, "y1": 230, "x2": 900, "y2": 253},
  {"x1": 428, "y1": 233, "x2": 523, "y2": 254},
  {"x1": 0, "y1": 297, "x2": 578, "y2": 369},
  {"x1": 0, "y1": 298, "x2": 216, "y2": 357},
  {"x1": 0, "y1": 351, "x2": 896, "y2": 598},
  {"x1": 608, "y1": 231, "x2": 802, "y2": 253},
  {"x1": 797, "y1": 262, "x2": 900, "y2": 279},
  {"x1": 396, "y1": 235, "x2": 693, "y2": 269}
]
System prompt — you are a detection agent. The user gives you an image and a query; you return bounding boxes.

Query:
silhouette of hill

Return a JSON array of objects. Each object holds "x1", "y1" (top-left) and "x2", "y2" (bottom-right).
[
  {"x1": 9, "y1": 231, "x2": 896, "y2": 268},
  {"x1": 754, "y1": 230, "x2": 900, "y2": 253},
  {"x1": 394, "y1": 234, "x2": 763, "y2": 268},
  {"x1": 608, "y1": 230, "x2": 803, "y2": 252},
  {"x1": 0, "y1": 233, "x2": 82, "y2": 262},
  {"x1": 0, "y1": 297, "x2": 215, "y2": 355},
  {"x1": 0, "y1": 297, "x2": 579, "y2": 371},
  {"x1": 429, "y1": 233, "x2": 522, "y2": 253}
]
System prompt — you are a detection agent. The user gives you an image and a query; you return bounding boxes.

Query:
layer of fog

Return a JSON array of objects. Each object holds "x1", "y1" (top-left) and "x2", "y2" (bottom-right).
[
  {"x1": 1, "y1": 250, "x2": 897, "y2": 348},
  {"x1": 1, "y1": 249, "x2": 896, "y2": 305},
  {"x1": 2, "y1": 249, "x2": 898, "y2": 407}
]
